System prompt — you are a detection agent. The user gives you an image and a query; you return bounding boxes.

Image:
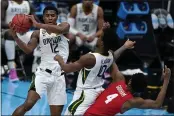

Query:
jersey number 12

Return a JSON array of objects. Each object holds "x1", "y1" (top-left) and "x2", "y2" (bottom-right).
[
  {"x1": 105, "y1": 93, "x2": 118, "y2": 104},
  {"x1": 50, "y1": 43, "x2": 59, "y2": 53}
]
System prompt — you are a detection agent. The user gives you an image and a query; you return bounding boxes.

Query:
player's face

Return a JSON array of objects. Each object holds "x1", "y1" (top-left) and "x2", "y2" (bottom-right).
[
  {"x1": 43, "y1": 10, "x2": 58, "y2": 25},
  {"x1": 83, "y1": 0, "x2": 93, "y2": 9}
]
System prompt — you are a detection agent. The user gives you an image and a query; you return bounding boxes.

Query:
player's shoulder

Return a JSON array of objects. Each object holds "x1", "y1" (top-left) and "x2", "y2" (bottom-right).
[
  {"x1": 31, "y1": 30, "x2": 40, "y2": 37},
  {"x1": 97, "y1": 6, "x2": 103, "y2": 11},
  {"x1": 81, "y1": 53, "x2": 96, "y2": 61},
  {"x1": 80, "y1": 53, "x2": 96, "y2": 68}
]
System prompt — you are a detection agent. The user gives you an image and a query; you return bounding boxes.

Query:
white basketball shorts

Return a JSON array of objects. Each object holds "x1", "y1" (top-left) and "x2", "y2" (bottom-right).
[
  {"x1": 64, "y1": 87, "x2": 104, "y2": 115},
  {"x1": 29, "y1": 67, "x2": 67, "y2": 105}
]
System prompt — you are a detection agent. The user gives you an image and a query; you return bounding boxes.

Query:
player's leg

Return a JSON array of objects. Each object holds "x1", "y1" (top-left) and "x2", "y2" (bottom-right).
[
  {"x1": 71, "y1": 87, "x2": 104, "y2": 115},
  {"x1": 49, "y1": 105, "x2": 64, "y2": 116},
  {"x1": 12, "y1": 90, "x2": 40, "y2": 116},
  {"x1": 47, "y1": 75, "x2": 67, "y2": 115},
  {"x1": 64, "y1": 88, "x2": 83, "y2": 115},
  {"x1": 85, "y1": 37, "x2": 98, "y2": 51},
  {"x1": 4, "y1": 30, "x2": 18, "y2": 81},
  {"x1": 12, "y1": 69, "x2": 48, "y2": 115}
]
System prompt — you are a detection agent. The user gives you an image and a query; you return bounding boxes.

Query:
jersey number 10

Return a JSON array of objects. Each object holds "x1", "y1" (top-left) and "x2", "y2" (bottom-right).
[{"x1": 97, "y1": 65, "x2": 107, "y2": 77}]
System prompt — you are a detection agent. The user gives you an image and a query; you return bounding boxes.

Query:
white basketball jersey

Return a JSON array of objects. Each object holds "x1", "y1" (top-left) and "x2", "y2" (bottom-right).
[
  {"x1": 75, "y1": 3, "x2": 98, "y2": 36},
  {"x1": 39, "y1": 27, "x2": 69, "y2": 72},
  {"x1": 5, "y1": 0, "x2": 30, "y2": 24},
  {"x1": 77, "y1": 51, "x2": 114, "y2": 89}
]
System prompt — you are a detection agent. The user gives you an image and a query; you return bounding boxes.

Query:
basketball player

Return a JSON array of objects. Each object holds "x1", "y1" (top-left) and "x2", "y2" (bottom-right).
[
  {"x1": 54, "y1": 22, "x2": 135, "y2": 115},
  {"x1": 67, "y1": 0, "x2": 104, "y2": 50},
  {"x1": 1, "y1": 0, "x2": 38, "y2": 81},
  {"x1": 84, "y1": 65, "x2": 171, "y2": 116},
  {"x1": 9, "y1": 6, "x2": 70, "y2": 115}
]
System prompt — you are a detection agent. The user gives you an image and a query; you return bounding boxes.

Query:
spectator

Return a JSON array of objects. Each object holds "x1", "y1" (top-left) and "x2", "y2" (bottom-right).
[
  {"x1": 1, "y1": 0, "x2": 38, "y2": 81},
  {"x1": 67, "y1": 0, "x2": 104, "y2": 51}
]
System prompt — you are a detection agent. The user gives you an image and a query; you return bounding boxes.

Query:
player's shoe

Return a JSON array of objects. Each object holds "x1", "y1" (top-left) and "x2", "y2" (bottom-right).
[{"x1": 9, "y1": 69, "x2": 19, "y2": 82}]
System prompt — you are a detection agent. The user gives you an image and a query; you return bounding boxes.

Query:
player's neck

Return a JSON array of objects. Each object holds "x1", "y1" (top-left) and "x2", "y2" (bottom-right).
[
  {"x1": 82, "y1": 5, "x2": 93, "y2": 14},
  {"x1": 95, "y1": 47, "x2": 109, "y2": 56},
  {"x1": 14, "y1": 0, "x2": 23, "y2": 4}
]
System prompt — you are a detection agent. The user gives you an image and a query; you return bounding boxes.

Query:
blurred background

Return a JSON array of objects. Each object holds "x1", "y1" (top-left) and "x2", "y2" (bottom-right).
[{"x1": 1, "y1": 0, "x2": 174, "y2": 115}]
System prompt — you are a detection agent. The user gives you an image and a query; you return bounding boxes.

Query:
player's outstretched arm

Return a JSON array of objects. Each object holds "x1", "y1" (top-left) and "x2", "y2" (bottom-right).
[
  {"x1": 54, "y1": 54, "x2": 95, "y2": 73},
  {"x1": 94, "y1": 7, "x2": 104, "y2": 38},
  {"x1": 114, "y1": 39, "x2": 136, "y2": 60},
  {"x1": 128, "y1": 66, "x2": 171, "y2": 109},
  {"x1": 29, "y1": 15, "x2": 70, "y2": 34},
  {"x1": 110, "y1": 63, "x2": 125, "y2": 82},
  {"x1": 9, "y1": 22, "x2": 39, "y2": 54}
]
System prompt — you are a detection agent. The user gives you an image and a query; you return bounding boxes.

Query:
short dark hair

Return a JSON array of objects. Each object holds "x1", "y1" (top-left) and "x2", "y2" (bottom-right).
[
  {"x1": 43, "y1": 6, "x2": 58, "y2": 15},
  {"x1": 102, "y1": 28, "x2": 119, "y2": 52},
  {"x1": 131, "y1": 73, "x2": 147, "y2": 93}
]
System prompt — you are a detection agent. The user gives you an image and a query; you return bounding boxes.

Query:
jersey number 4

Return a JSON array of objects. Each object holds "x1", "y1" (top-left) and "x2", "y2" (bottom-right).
[{"x1": 105, "y1": 93, "x2": 118, "y2": 104}]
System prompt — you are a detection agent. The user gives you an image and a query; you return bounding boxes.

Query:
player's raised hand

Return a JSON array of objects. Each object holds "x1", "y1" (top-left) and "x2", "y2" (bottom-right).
[
  {"x1": 162, "y1": 65, "x2": 171, "y2": 83},
  {"x1": 124, "y1": 39, "x2": 136, "y2": 49},
  {"x1": 28, "y1": 15, "x2": 39, "y2": 28},
  {"x1": 102, "y1": 22, "x2": 110, "y2": 31}
]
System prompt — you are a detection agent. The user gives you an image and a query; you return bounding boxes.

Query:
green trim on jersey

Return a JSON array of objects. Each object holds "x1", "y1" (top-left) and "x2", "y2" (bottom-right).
[
  {"x1": 29, "y1": 73, "x2": 36, "y2": 91},
  {"x1": 68, "y1": 90, "x2": 85, "y2": 115},
  {"x1": 82, "y1": 68, "x2": 90, "y2": 84}
]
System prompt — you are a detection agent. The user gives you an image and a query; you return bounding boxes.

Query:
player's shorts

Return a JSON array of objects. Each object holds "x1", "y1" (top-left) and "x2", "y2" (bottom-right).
[
  {"x1": 29, "y1": 67, "x2": 67, "y2": 105},
  {"x1": 64, "y1": 87, "x2": 104, "y2": 115}
]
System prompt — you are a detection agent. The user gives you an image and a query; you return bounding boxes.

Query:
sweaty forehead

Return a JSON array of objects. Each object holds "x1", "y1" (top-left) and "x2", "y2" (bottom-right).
[{"x1": 44, "y1": 10, "x2": 57, "y2": 15}]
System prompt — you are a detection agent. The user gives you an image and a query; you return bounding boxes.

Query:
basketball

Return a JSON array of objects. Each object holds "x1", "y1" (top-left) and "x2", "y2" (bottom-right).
[{"x1": 11, "y1": 14, "x2": 32, "y2": 33}]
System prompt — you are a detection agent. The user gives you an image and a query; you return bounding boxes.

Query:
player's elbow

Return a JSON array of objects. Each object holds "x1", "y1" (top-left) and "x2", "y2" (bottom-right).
[
  {"x1": 154, "y1": 102, "x2": 162, "y2": 108},
  {"x1": 61, "y1": 65, "x2": 72, "y2": 73},
  {"x1": 62, "y1": 68, "x2": 71, "y2": 73}
]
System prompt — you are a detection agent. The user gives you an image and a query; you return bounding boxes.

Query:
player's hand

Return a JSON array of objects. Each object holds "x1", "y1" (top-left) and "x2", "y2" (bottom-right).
[
  {"x1": 8, "y1": 22, "x2": 18, "y2": 38},
  {"x1": 102, "y1": 22, "x2": 110, "y2": 31},
  {"x1": 28, "y1": 15, "x2": 39, "y2": 28},
  {"x1": 162, "y1": 65, "x2": 171, "y2": 83},
  {"x1": 87, "y1": 35, "x2": 95, "y2": 42},
  {"x1": 77, "y1": 33, "x2": 87, "y2": 41},
  {"x1": 124, "y1": 39, "x2": 136, "y2": 49},
  {"x1": 54, "y1": 55, "x2": 63, "y2": 62}
]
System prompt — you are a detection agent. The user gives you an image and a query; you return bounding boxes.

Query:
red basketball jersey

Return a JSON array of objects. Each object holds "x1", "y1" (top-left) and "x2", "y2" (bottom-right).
[{"x1": 85, "y1": 80, "x2": 133, "y2": 116}]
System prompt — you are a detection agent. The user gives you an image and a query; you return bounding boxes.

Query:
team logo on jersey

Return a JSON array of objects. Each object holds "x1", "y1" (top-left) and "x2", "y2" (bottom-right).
[
  {"x1": 43, "y1": 36, "x2": 62, "y2": 45},
  {"x1": 42, "y1": 30, "x2": 47, "y2": 36}
]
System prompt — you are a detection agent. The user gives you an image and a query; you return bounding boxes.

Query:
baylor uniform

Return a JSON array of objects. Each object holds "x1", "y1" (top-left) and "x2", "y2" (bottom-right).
[
  {"x1": 65, "y1": 51, "x2": 114, "y2": 115},
  {"x1": 29, "y1": 27, "x2": 69, "y2": 105},
  {"x1": 74, "y1": 3, "x2": 99, "y2": 50},
  {"x1": 5, "y1": 0, "x2": 30, "y2": 24}
]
